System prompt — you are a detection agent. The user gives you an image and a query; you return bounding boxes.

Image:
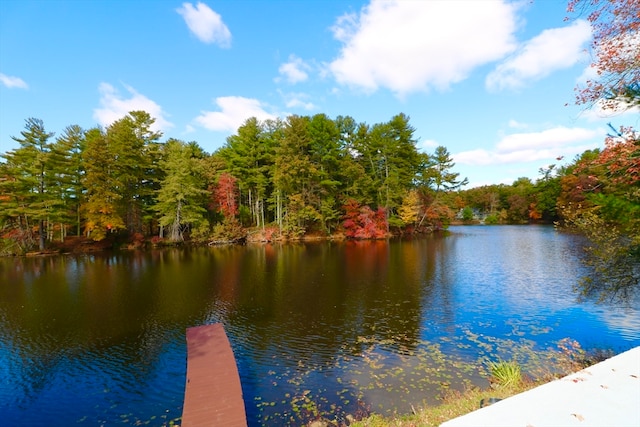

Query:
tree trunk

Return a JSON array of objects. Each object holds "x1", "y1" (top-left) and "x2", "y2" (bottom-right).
[
  {"x1": 170, "y1": 200, "x2": 183, "y2": 241},
  {"x1": 38, "y1": 220, "x2": 45, "y2": 251}
]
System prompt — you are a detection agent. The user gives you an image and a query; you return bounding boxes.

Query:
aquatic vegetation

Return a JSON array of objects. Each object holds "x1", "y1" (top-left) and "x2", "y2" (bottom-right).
[{"x1": 248, "y1": 330, "x2": 592, "y2": 426}]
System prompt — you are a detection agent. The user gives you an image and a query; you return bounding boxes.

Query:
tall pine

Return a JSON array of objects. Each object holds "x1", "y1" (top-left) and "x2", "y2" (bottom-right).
[{"x1": 2, "y1": 118, "x2": 56, "y2": 250}]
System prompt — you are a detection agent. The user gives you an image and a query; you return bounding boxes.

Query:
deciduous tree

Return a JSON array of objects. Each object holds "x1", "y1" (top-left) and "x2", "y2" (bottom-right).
[
  {"x1": 82, "y1": 127, "x2": 125, "y2": 240},
  {"x1": 567, "y1": 0, "x2": 640, "y2": 110}
]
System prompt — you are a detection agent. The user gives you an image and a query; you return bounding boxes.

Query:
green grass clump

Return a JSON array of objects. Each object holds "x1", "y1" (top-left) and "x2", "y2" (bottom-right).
[{"x1": 487, "y1": 359, "x2": 522, "y2": 388}]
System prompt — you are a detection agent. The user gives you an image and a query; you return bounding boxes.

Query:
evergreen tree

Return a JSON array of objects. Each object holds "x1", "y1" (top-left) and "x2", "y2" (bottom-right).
[
  {"x1": 429, "y1": 145, "x2": 468, "y2": 192},
  {"x1": 155, "y1": 139, "x2": 209, "y2": 241},
  {"x1": 274, "y1": 115, "x2": 321, "y2": 235},
  {"x1": 50, "y1": 124, "x2": 86, "y2": 237},
  {"x1": 308, "y1": 113, "x2": 342, "y2": 232},
  {"x1": 219, "y1": 117, "x2": 276, "y2": 228},
  {"x1": 355, "y1": 114, "x2": 422, "y2": 212},
  {"x1": 2, "y1": 118, "x2": 56, "y2": 250},
  {"x1": 105, "y1": 111, "x2": 162, "y2": 234}
]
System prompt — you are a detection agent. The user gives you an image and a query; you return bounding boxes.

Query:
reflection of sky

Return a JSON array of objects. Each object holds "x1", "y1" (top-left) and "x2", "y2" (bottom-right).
[
  {"x1": 0, "y1": 342, "x2": 14, "y2": 405},
  {"x1": 423, "y1": 226, "x2": 640, "y2": 353},
  {"x1": 602, "y1": 309, "x2": 640, "y2": 341}
]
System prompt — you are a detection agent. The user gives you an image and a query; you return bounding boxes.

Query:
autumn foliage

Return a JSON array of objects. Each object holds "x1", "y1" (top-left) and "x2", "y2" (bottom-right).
[
  {"x1": 211, "y1": 172, "x2": 239, "y2": 218},
  {"x1": 567, "y1": 0, "x2": 640, "y2": 108},
  {"x1": 342, "y1": 199, "x2": 388, "y2": 239}
]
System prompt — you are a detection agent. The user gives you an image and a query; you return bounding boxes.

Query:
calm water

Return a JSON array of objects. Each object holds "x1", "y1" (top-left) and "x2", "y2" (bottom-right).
[{"x1": 1, "y1": 225, "x2": 639, "y2": 426}]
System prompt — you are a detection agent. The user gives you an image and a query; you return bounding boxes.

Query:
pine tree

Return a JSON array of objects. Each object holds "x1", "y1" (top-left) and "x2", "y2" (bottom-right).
[
  {"x1": 1, "y1": 118, "x2": 56, "y2": 250},
  {"x1": 155, "y1": 139, "x2": 209, "y2": 242},
  {"x1": 219, "y1": 117, "x2": 276, "y2": 228},
  {"x1": 50, "y1": 124, "x2": 86, "y2": 237},
  {"x1": 105, "y1": 111, "x2": 162, "y2": 234}
]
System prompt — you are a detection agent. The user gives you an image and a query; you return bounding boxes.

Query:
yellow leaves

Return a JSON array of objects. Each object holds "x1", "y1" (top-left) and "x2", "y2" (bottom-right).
[{"x1": 398, "y1": 190, "x2": 421, "y2": 225}]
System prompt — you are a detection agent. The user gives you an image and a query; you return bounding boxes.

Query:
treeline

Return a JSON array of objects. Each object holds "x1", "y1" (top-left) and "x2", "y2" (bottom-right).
[
  {"x1": 455, "y1": 125, "x2": 638, "y2": 235},
  {"x1": 0, "y1": 111, "x2": 471, "y2": 253},
  {"x1": 1, "y1": 110, "x2": 637, "y2": 258}
]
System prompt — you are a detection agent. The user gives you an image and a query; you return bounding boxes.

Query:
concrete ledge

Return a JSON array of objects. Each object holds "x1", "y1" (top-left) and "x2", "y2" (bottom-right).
[{"x1": 441, "y1": 346, "x2": 640, "y2": 427}]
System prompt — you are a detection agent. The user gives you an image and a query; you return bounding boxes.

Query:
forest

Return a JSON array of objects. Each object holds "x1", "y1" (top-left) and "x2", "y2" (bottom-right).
[
  {"x1": 0, "y1": 111, "x2": 471, "y2": 249},
  {"x1": 0, "y1": 109, "x2": 637, "y2": 247}
]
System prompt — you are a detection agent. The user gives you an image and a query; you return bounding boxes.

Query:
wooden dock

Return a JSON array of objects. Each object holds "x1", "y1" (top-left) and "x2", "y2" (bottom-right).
[{"x1": 181, "y1": 324, "x2": 247, "y2": 426}]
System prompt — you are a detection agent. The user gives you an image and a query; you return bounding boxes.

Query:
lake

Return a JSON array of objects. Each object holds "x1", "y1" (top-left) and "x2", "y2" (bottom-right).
[{"x1": 1, "y1": 225, "x2": 639, "y2": 426}]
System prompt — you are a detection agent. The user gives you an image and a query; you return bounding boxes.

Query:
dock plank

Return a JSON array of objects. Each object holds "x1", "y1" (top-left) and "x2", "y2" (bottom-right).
[{"x1": 182, "y1": 324, "x2": 247, "y2": 427}]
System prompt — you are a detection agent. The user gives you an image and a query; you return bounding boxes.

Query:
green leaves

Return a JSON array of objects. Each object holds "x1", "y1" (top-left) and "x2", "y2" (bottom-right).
[
  {"x1": 2, "y1": 110, "x2": 475, "y2": 246},
  {"x1": 2, "y1": 118, "x2": 56, "y2": 250},
  {"x1": 154, "y1": 139, "x2": 209, "y2": 242}
]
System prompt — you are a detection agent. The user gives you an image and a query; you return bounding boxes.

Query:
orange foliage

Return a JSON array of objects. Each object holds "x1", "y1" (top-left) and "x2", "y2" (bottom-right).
[
  {"x1": 596, "y1": 128, "x2": 640, "y2": 186},
  {"x1": 529, "y1": 203, "x2": 543, "y2": 220},
  {"x1": 567, "y1": 0, "x2": 640, "y2": 107}
]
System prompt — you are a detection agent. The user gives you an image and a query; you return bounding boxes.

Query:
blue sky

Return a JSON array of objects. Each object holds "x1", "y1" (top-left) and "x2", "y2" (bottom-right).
[{"x1": 1, "y1": 0, "x2": 636, "y2": 187}]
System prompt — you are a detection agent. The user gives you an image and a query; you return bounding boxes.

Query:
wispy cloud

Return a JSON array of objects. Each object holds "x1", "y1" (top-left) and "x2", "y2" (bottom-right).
[
  {"x1": 194, "y1": 96, "x2": 278, "y2": 132},
  {"x1": 496, "y1": 126, "x2": 599, "y2": 152},
  {"x1": 277, "y1": 55, "x2": 311, "y2": 84},
  {"x1": 417, "y1": 138, "x2": 439, "y2": 152},
  {"x1": 0, "y1": 73, "x2": 28, "y2": 89},
  {"x1": 486, "y1": 20, "x2": 591, "y2": 91},
  {"x1": 93, "y1": 83, "x2": 173, "y2": 131},
  {"x1": 177, "y1": 2, "x2": 231, "y2": 47},
  {"x1": 329, "y1": 0, "x2": 519, "y2": 96},
  {"x1": 455, "y1": 125, "x2": 604, "y2": 166},
  {"x1": 279, "y1": 90, "x2": 316, "y2": 110}
]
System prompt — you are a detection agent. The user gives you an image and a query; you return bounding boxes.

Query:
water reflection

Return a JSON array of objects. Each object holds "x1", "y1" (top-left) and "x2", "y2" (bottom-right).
[{"x1": 0, "y1": 226, "x2": 638, "y2": 426}]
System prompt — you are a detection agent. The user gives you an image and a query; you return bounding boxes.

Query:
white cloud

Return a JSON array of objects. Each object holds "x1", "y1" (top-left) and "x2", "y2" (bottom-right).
[
  {"x1": 486, "y1": 20, "x2": 591, "y2": 91},
  {"x1": 0, "y1": 73, "x2": 28, "y2": 89},
  {"x1": 455, "y1": 126, "x2": 604, "y2": 166},
  {"x1": 456, "y1": 144, "x2": 598, "y2": 166},
  {"x1": 195, "y1": 96, "x2": 278, "y2": 132},
  {"x1": 277, "y1": 55, "x2": 311, "y2": 84},
  {"x1": 177, "y1": 2, "x2": 231, "y2": 47},
  {"x1": 329, "y1": 0, "x2": 519, "y2": 96},
  {"x1": 279, "y1": 90, "x2": 316, "y2": 110},
  {"x1": 93, "y1": 83, "x2": 173, "y2": 131},
  {"x1": 496, "y1": 126, "x2": 599, "y2": 152},
  {"x1": 417, "y1": 139, "x2": 438, "y2": 152}
]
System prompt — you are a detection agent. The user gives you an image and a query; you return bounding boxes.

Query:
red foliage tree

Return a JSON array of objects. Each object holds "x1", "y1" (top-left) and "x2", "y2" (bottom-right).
[
  {"x1": 212, "y1": 173, "x2": 238, "y2": 218},
  {"x1": 342, "y1": 199, "x2": 388, "y2": 239}
]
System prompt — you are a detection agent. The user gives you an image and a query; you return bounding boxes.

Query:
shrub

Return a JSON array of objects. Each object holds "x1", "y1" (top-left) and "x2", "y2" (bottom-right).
[{"x1": 484, "y1": 214, "x2": 499, "y2": 225}]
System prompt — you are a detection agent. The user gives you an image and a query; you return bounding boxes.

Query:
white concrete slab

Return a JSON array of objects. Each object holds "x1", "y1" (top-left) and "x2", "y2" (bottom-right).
[{"x1": 441, "y1": 346, "x2": 640, "y2": 427}]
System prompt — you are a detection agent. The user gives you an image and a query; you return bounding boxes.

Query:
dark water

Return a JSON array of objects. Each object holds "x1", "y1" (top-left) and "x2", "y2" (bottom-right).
[{"x1": 1, "y1": 225, "x2": 639, "y2": 426}]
